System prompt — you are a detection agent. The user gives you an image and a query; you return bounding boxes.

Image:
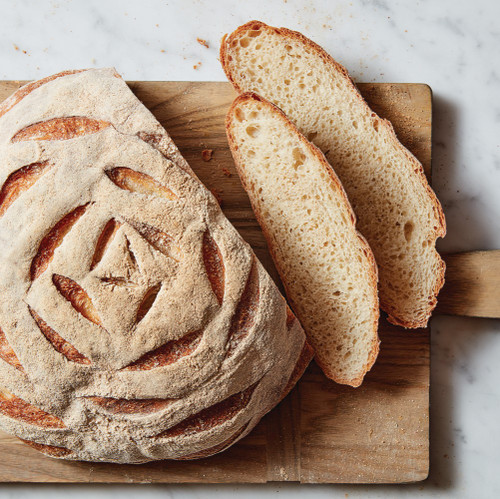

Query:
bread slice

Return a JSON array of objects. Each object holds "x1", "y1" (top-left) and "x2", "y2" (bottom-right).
[
  {"x1": 221, "y1": 21, "x2": 446, "y2": 328},
  {"x1": 226, "y1": 93, "x2": 379, "y2": 387}
]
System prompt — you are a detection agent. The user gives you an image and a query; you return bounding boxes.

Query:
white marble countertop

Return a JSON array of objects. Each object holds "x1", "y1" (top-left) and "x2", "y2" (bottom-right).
[{"x1": 0, "y1": 0, "x2": 499, "y2": 497}]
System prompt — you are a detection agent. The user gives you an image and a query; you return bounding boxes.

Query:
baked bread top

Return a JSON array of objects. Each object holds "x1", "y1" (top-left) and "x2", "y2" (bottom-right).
[{"x1": 0, "y1": 68, "x2": 309, "y2": 463}]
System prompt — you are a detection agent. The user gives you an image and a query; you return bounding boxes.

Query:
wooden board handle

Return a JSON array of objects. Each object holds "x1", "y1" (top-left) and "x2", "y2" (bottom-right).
[{"x1": 437, "y1": 250, "x2": 500, "y2": 318}]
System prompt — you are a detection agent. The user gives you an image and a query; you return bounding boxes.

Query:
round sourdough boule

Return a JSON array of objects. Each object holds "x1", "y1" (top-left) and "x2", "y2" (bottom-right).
[{"x1": 0, "y1": 68, "x2": 312, "y2": 463}]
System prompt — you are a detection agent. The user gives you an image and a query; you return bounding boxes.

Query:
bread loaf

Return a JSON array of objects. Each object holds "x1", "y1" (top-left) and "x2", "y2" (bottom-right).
[
  {"x1": 0, "y1": 68, "x2": 312, "y2": 463},
  {"x1": 220, "y1": 21, "x2": 446, "y2": 328},
  {"x1": 226, "y1": 93, "x2": 379, "y2": 387}
]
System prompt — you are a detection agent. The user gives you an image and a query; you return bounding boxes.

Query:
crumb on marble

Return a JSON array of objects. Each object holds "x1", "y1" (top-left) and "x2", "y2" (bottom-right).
[
  {"x1": 161, "y1": 49, "x2": 166, "y2": 53},
  {"x1": 193, "y1": 62, "x2": 202, "y2": 70},
  {"x1": 202, "y1": 149, "x2": 213, "y2": 162},
  {"x1": 197, "y1": 38, "x2": 209, "y2": 49},
  {"x1": 13, "y1": 44, "x2": 19, "y2": 51}
]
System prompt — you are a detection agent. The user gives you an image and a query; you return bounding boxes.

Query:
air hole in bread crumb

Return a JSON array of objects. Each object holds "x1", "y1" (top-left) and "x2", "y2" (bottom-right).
[
  {"x1": 307, "y1": 131, "x2": 318, "y2": 141},
  {"x1": 246, "y1": 125, "x2": 260, "y2": 138},
  {"x1": 248, "y1": 30, "x2": 261, "y2": 38},
  {"x1": 239, "y1": 38, "x2": 250, "y2": 48},
  {"x1": 404, "y1": 221, "x2": 414, "y2": 242},
  {"x1": 234, "y1": 108, "x2": 245, "y2": 122},
  {"x1": 352, "y1": 121, "x2": 358, "y2": 129},
  {"x1": 292, "y1": 147, "x2": 306, "y2": 170},
  {"x1": 373, "y1": 119, "x2": 379, "y2": 132}
]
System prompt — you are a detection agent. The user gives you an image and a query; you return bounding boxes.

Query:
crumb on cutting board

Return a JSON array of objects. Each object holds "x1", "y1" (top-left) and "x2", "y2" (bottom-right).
[
  {"x1": 201, "y1": 149, "x2": 213, "y2": 162},
  {"x1": 197, "y1": 38, "x2": 209, "y2": 49},
  {"x1": 222, "y1": 168, "x2": 232, "y2": 178}
]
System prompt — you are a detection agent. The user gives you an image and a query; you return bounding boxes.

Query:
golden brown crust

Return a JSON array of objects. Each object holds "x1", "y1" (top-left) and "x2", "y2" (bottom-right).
[
  {"x1": 11, "y1": 117, "x2": 111, "y2": 142},
  {"x1": 0, "y1": 328, "x2": 24, "y2": 371},
  {"x1": 30, "y1": 204, "x2": 89, "y2": 280},
  {"x1": 20, "y1": 439, "x2": 72, "y2": 458},
  {"x1": 29, "y1": 307, "x2": 91, "y2": 365},
  {"x1": 0, "y1": 389, "x2": 65, "y2": 428},
  {"x1": 86, "y1": 396, "x2": 174, "y2": 415},
  {"x1": 225, "y1": 93, "x2": 380, "y2": 387},
  {"x1": 175, "y1": 422, "x2": 249, "y2": 460},
  {"x1": 154, "y1": 383, "x2": 257, "y2": 439},
  {"x1": 220, "y1": 21, "x2": 446, "y2": 329},
  {"x1": 279, "y1": 340, "x2": 314, "y2": 400},
  {"x1": 202, "y1": 231, "x2": 225, "y2": 305}
]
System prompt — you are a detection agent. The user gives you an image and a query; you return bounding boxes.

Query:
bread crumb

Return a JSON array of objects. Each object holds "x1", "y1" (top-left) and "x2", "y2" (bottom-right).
[
  {"x1": 201, "y1": 149, "x2": 213, "y2": 162},
  {"x1": 210, "y1": 188, "x2": 223, "y2": 206},
  {"x1": 13, "y1": 44, "x2": 19, "y2": 51},
  {"x1": 160, "y1": 49, "x2": 166, "y2": 53},
  {"x1": 197, "y1": 38, "x2": 209, "y2": 49},
  {"x1": 222, "y1": 168, "x2": 232, "y2": 177},
  {"x1": 193, "y1": 62, "x2": 202, "y2": 70}
]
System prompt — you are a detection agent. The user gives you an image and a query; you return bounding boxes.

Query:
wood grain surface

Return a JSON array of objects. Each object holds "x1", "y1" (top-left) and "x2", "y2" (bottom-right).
[
  {"x1": 438, "y1": 250, "x2": 500, "y2": 319},
  {"x1": 0, "y1": 80, "x2": 433, "y2": 483}
]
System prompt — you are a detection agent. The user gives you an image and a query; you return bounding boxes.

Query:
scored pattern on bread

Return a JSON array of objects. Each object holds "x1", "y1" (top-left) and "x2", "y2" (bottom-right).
[
  {"x1": 123, "y1": 330, "x2": 203, "y2": 371},
  {"x1": 221, "y1": 21, "x2": 446, "y2": 328},
  {"x1": 86, "y1": 396, "x2": 174, "y2": 415},
  {"x1": 129, "y1": 220, "x2": 181, "y2": 262},
  {"x1": 202, "y1": 232, "x2": 225, "y2": 305},
  {"x1": 226, "y1": 260, "x2": 259, "y2": 356},
  {"x1": 176, "y1": 422, "x2": 249, "y2": 460},
  {"x1": 226, "y1": 94, "x2": 379, "y2": 386},
  {"x1": 28, "y1": 307, "x2": 91, "y2": 365},
  {"x1": 90, "y1": 219, "x2": 122, "y2": 271},
  {"x1": 11, "y1": 117, "x2": 111, "y2": 143},
  {"x1": 0, "y1": 161, "x2": 53, "y2": 217},
  {"x1": 154, "y1": 383, "x2": 257, "y2": 439},
  {"x1": 21, "y1": 439, "x2": 72, "y2": 458},
  {"x1": 0, "y1": 388, "x2": 65, "y2": 428},
  {"x1": 30, "y1": 204, "x2": 89, "y2": 280},
  {"x1": 0, "y1": 70, "x2": 85, "y2": 120},
  {"x1": 0, "y1": 68, "x2": 308, "y2": 462},
  {"x1": 106, "y1": 167, "x2": 177, "y2": 201},
  {"x1": 279, "y1": 340, "x2": 315, "y2": 402},
  {"x1": 0, "y1": 328, "x2": 25, "y2": 371},
  {"x1": 52, "y1": 274, "x2": 103, "y2": 326},
  {"x1": 135, "y1": 283, "x2": 162, "y2": 323}
]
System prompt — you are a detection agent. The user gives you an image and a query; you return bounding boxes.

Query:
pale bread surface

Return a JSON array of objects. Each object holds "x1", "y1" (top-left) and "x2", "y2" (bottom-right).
[{"x1": 226, "y1": 93, "x2": 379, "y2": 387}]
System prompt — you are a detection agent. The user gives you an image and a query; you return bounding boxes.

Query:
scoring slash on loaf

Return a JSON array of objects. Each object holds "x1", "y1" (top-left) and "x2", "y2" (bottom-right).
[
  {"x1": 0, "y1": 68, "x2": 312, "y2": 463},
  {"x1": 220, "y1": 21, "x2": 446, "y2": 328},
  {"x1": 226, "y1": 93, "x2": 380, "y2": 387}
]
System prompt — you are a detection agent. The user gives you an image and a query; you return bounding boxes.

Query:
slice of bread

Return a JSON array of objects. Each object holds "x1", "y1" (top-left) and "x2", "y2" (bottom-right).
[
  {"x1": 226, "y1": 93, "x2": 379, "y2": 387},
  {"x1": 221, "y1": 21, "x2": 446, "y2": 328}
]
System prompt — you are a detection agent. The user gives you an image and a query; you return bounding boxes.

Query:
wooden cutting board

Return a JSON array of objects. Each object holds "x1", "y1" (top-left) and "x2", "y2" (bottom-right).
[{"x1": 0, "y1": 80, "x2": 435, "y2": 483}]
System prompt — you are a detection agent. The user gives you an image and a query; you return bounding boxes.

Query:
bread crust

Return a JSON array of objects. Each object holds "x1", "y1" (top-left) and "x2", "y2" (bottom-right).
[
  {"x1": 0, "y1": 68, "x2": 309, "y2": 462},
  {"x1": 220, "y1": 21, "x2": 446, "y2": 329},
  {"x1": 226, "y1": 93, "x2": 380, "y2": 387}
]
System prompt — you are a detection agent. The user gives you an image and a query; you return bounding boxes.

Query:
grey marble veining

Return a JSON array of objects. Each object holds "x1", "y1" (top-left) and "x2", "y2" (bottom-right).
[{"x1": 0, "y1": 0, "x2": 499, "y2": 497}]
